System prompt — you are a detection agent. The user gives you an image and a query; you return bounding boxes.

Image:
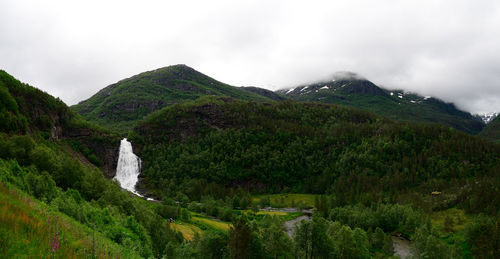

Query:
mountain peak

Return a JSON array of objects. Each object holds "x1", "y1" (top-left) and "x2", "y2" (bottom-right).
[
  {"x1": 330, "y1": 71, "x2": 366, "y2": 81},
  {"x1": 72, "y1": 65, "x2": 278, "y2": 131}
]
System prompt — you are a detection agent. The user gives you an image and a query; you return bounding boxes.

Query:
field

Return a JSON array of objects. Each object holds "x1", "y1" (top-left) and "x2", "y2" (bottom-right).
[
  {"x1": 256, "y1": 211, "x2": 288, "y2": 216},
  {"x1": 192, "y1": 216, "x2": 231, "y2": 232},
  {"x1": 171, "y1": 222, "x2": 203, "y2": 241},
  {"x1": 252, "y1": 193, "x2": 317, "y2": 208}
]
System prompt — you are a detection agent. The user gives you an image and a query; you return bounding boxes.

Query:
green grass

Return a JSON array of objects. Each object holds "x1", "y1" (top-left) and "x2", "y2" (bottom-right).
[
  {"x1": 430, "y1": 208, "x2": 473, "y2": 256},
  {"x1": 430, "y1": 208, "x2": 470, "y2": 233},
  {"x1": 191, "y1": 216, "x2": 231, "y2": 232},
  {"x1": 171, "y1": 222, "x2": 203, "y2": 241},
  {"x1": 252, "y1": 194, "x2": 318, "y2": 208},
  {"x1": 256, "y1": 211, "x2": 288, "y2": 216},
  {"x1": 0, "y1": 182, "x2": 140, "y2": 258}
]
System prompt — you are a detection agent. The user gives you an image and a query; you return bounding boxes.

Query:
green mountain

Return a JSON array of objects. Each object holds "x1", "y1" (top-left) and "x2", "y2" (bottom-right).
[
  {"x1": 0, "y1": 70, "x2": 121, "y2": 176},
  {"x1": 72, "y1": 65, "x2": 279, "y2": 131},
  {"x1": 480, "y1": 115, "x2": 500, "y2": 143},
  {"x1": 276, "y1": 72, "x2": 484, "y2": 134},
  {"x1": 130, "y1": 97, "x2": 499, "y2": 205}
]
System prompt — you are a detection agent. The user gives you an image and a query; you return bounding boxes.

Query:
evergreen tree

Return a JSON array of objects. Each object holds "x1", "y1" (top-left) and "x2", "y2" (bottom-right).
[{"x1": 228, "y1": 215, "x2": 252, "y2": 259}]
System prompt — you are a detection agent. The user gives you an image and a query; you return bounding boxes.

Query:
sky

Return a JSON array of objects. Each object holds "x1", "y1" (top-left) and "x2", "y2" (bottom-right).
[{"x1": 1, "y1": 0, "x2": 499, "y2": 114}]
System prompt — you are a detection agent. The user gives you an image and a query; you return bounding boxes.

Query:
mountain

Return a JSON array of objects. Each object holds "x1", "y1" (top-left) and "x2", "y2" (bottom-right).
[
  {"x1": 130, "y1": 96, "x2": 499, "y2": 202},
  {"x1": 276, "y1": 72, "x2": 485, "y2": 134},
  {"x1": 72, "y1": 65, "x2": 279, "y2": 131},
  {"x1": 479, "y1": 115, "x2": 500, "y2": 143},
  {"x1": 241, "y1": 86, "x2": 286, "y2": 101},
  {"x1": 0, "y1": 70, "x2": 120, "y2": 177},
  {"x1": 475, "y1": 112, "x2": 498, "y2": 124}
]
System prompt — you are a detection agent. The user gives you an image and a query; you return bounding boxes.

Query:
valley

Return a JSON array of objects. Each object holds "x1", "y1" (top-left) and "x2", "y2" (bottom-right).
[{"x1": 1, "y1": 67, "x2": 499, "y2": 258}]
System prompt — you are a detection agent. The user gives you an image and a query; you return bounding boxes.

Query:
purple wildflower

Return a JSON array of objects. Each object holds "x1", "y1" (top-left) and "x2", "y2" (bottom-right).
[{"x1": 52, "y1": 231, "x2": 59, "y2": 253}]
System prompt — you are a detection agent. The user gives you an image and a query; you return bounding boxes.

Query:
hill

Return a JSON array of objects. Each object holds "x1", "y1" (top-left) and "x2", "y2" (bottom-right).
[
  {"x1": 479, "y1": 115, "x2": 500, "y2": 143},
  {"x1": 72, "y1": 65, "x2": 279, "y2": 131},
  {"x1": 130, "y1": 97, "x2": 499, "y2": 210},
  {"x1": 276, "y1": 72, "x2": 484, "y2": 134},
  {"x1": 0, "y1": 70, "x2": 121, "y2": 177}
]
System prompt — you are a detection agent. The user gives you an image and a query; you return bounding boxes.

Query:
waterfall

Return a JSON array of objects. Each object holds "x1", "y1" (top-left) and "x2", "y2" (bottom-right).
[{"x1": 115, "y1": 138, "x2": 142, "y2": 196}]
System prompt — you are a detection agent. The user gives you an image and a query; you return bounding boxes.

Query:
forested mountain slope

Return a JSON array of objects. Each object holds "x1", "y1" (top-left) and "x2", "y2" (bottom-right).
[
  {"x1": 0, "y1": 70, "x2": 188, "y2": 257},
  {"x1": 0, "y1": 70, "x2": 121, "y2": 176},
  {"x1": 131, "y1": 97, "x2": 499, "y2": 212},
  {"x1": 276, "y1": 72, "x2": 484, "y2": 134},
  {"x1": 479, "y1": 115, "x2": 500, "y2": 143},
  {"x1": 72, "y1": 65, "x2": 279, "y2": 131}
]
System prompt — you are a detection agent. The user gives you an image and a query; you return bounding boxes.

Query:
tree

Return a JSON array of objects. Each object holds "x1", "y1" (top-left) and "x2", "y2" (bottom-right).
[
  {"x1": 261, "y1": 218, "x2": 293, "y2": 259},
  {"x1": 336, "y1": 226, "x2": 356, "y2": 259},
  {"x1": 412, "y1": 225, "x2": 454, "y2": 259},
  {"x1": 228, "y1": 215, "x2": 252, "y2": 259},
  {"x1": 371, "y1": 227, "x2": 385, "y2": 249},
  {"x1": 198, "y1": 231, "x2": 228, "y2": 259},
  {"x1": 294, "y1": 219, "x2": 312, "y2": 259},
  {"x1": 352, "y1": 228, "x2": 370, "y2": 259},
  {"x1": 311, "y1": 215, "x2": 332, "y2": 259},
  {"x1": 465, "y1": 215, "x2": 500, "y2": 258}
]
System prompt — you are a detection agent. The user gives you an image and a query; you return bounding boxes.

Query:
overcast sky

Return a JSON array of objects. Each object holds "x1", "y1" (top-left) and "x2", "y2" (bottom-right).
[{"x1": 1, "y1": 0, "x2": 499, "y2": 114}]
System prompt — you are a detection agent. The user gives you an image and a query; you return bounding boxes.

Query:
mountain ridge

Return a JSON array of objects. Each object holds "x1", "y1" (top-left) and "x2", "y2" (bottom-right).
[
  {"x1": 275, "y1": 72, "x2": 484, "y2": 134},
  {"x1": 72, "y1": 64, "x2": 279, "y2": 131}
]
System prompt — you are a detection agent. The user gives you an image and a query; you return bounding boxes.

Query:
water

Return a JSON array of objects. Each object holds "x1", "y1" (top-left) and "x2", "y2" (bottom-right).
[{"x1": 114, "y1": 138, "x2": 142, "y2": 196}]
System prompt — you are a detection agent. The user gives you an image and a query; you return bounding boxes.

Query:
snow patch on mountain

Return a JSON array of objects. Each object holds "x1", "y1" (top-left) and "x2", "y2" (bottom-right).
[{"x1": 476, "y1": 112, "x2": 498, "y2": 124}]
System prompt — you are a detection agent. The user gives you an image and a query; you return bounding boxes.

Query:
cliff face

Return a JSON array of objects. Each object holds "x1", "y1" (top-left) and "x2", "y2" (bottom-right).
[
  {"x1": 1, "y1": 70, "x2": 121, "y2": 178},
  {"x1": 68, "y1": 134, "x2": 121, "y2": 179}
]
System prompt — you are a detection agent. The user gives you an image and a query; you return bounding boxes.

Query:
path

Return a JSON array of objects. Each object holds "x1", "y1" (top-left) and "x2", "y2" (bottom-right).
[
  {"x1": 392, "y1": 236, "x2": 412, "y2": 259},
  {"x1": 283, "y1": 215, "x2": 311, "y2": 237}
]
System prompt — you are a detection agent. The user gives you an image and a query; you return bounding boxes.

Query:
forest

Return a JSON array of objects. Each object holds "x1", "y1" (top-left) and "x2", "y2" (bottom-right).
[{"x1": 1, "y1": 70, "x2": 500, "y2": 258}]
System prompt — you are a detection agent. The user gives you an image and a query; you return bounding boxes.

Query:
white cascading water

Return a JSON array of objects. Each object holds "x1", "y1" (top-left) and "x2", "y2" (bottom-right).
[{"x1": 115, "y1": 138, "x2": 142, "y2": 196}]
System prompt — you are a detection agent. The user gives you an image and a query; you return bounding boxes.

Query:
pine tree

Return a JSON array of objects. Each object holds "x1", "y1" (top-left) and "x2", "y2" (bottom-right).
[{"x1": 228, "y1": 215, "x2": 252, "y2": 259}]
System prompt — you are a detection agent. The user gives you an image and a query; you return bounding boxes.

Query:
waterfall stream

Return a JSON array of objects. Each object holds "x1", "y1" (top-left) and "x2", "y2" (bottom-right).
[{"x1": 114, "y1": 138, "x2": 142, "y2": 196}]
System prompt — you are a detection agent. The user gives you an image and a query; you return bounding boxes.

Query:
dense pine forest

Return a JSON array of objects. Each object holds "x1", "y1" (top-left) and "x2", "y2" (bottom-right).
[{"x1": 2, "y1": 69, "x2": 500, "y2": 258}]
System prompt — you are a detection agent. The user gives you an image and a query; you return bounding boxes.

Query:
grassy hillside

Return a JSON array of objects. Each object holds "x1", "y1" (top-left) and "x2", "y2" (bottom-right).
[
  {"x1": 276, "y1": 74, "x2": 484, "y2": 134},
  {"x1": 479, "y1": 115, "x2": 500, "y2": 143},
  {"x1": 0, "y1": 181, "x2": 140, "y2": 258},
  {"x1": 72, "y1": 65, "x2": 278, "y2": 131}
]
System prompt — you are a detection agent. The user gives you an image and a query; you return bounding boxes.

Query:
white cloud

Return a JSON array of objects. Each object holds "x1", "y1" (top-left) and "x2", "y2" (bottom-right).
[{"x1": 1, "y1": 0, "x2": 499, "y2": 113}]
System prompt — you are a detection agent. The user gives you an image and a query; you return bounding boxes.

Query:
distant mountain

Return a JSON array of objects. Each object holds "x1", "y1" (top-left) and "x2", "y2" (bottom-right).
[
  {"x1": 241, "y1": 86, "x2": 286, "y2": 101},
  {"x1": 479, "y1": 115, "x2": 500, "y2": 143},
  {"x1": 72, "y1": 65, "x2": 279, "y2": 131},
  {"x1": 276, "y1": 72, "x2": 484, "y2": 134},
  {"x1": 475, "y1": 112, "x2": 498, "y2": 124}
]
